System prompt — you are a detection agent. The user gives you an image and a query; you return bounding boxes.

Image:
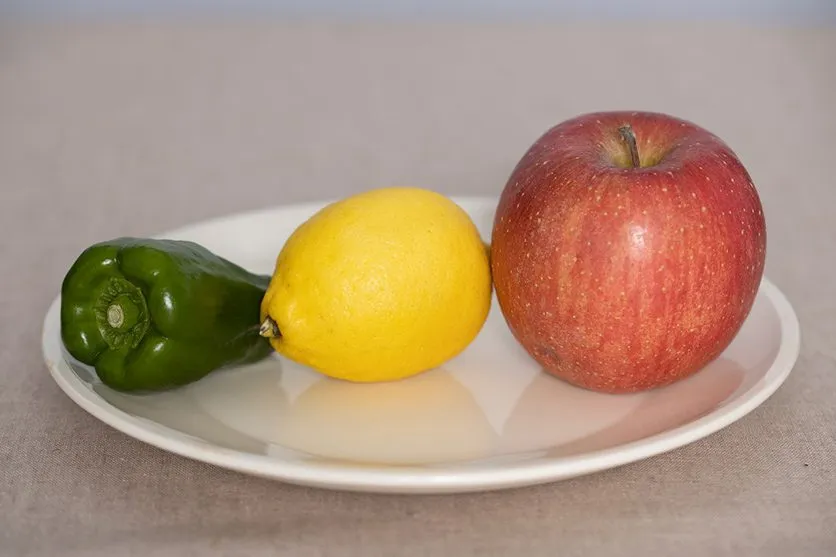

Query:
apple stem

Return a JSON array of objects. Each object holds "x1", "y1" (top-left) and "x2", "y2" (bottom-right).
[{"x1": 618, "y1": 124, "x2": 641, "y2": 168}]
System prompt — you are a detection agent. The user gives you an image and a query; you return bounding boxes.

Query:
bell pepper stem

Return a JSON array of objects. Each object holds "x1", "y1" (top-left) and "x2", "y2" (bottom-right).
[
  {"x1": 107, "y1": 304, "x2": 125, "y2": 328},
  {"x1": 95, "y1": 277, "x2": 150, "y2": 350}
]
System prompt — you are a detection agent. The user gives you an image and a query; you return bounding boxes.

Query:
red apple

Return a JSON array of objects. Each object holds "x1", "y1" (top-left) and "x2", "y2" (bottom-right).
[{"x1": 491, "y1": 111, "x2": 766, "y2": 394}]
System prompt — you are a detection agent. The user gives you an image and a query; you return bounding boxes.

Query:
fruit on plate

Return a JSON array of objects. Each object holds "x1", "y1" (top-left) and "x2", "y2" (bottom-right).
[
  {"x1": 259, "y1": 187, "x2": 492, "y2": 382},
  {"x1": 60, "y1": 237, "x2": 273, "y2": 392},
  {"x1": 490, "y1": 111, "x2": 766, "y2": 394}
]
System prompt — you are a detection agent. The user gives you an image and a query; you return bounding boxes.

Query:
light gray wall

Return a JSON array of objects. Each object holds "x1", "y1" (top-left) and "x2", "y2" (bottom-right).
[{"x1": 2, "y1": 0, "x2": 835, "y2": 22}]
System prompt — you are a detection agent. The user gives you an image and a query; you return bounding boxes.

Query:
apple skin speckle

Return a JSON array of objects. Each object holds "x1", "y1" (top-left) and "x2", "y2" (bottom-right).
[{"x1": 490, "y1": 110, "x2": 767, "y2": 394}]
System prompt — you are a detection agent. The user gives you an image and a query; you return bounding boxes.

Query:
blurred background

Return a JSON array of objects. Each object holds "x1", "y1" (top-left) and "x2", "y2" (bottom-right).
[{"x1": 2, "y1": 0, "x2": 835, "y2": 22}]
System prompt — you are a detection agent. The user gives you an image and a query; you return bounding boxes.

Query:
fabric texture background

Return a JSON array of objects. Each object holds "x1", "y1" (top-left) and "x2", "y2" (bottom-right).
[{"x1": 1, "y1": 21, "x2": 834, "y2": 557}]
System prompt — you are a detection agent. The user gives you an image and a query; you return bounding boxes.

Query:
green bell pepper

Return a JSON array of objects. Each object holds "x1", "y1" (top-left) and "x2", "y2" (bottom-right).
[{"x1": 60, "y1": 237, "x2": 273, "y2": 392}]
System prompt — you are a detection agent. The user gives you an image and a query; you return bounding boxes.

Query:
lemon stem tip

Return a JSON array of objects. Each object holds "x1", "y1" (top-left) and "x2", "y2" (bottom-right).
[{"x1": 259, "y1": 317, "x2": 280, "y2": 338}]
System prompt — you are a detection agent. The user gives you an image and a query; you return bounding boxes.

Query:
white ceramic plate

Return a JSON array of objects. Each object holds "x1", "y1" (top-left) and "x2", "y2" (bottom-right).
[{"x1": 42, "y1": 197, "x2": 800, "y2": 494}]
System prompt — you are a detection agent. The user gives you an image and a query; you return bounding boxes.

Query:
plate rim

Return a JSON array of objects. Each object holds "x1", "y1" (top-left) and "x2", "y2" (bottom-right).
[{"x1": 42, "y1": 196, "x2": 802, "y2": 494}]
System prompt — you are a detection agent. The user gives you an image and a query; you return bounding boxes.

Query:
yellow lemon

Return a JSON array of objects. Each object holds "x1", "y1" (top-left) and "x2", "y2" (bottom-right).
[{"x1": 259, "y1": 187, "x2": 492, "y2": 382}]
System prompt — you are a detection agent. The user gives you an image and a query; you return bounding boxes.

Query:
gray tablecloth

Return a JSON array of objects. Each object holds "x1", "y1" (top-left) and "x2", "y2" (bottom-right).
[{"x1": 2, "y1": 20, "x2": 834, "y2": 556}]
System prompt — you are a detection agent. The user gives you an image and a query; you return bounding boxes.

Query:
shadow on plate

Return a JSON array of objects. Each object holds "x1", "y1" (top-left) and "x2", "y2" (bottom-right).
[{"x1": 499, "y1": 357, "x2": 746, "y2": 458}]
